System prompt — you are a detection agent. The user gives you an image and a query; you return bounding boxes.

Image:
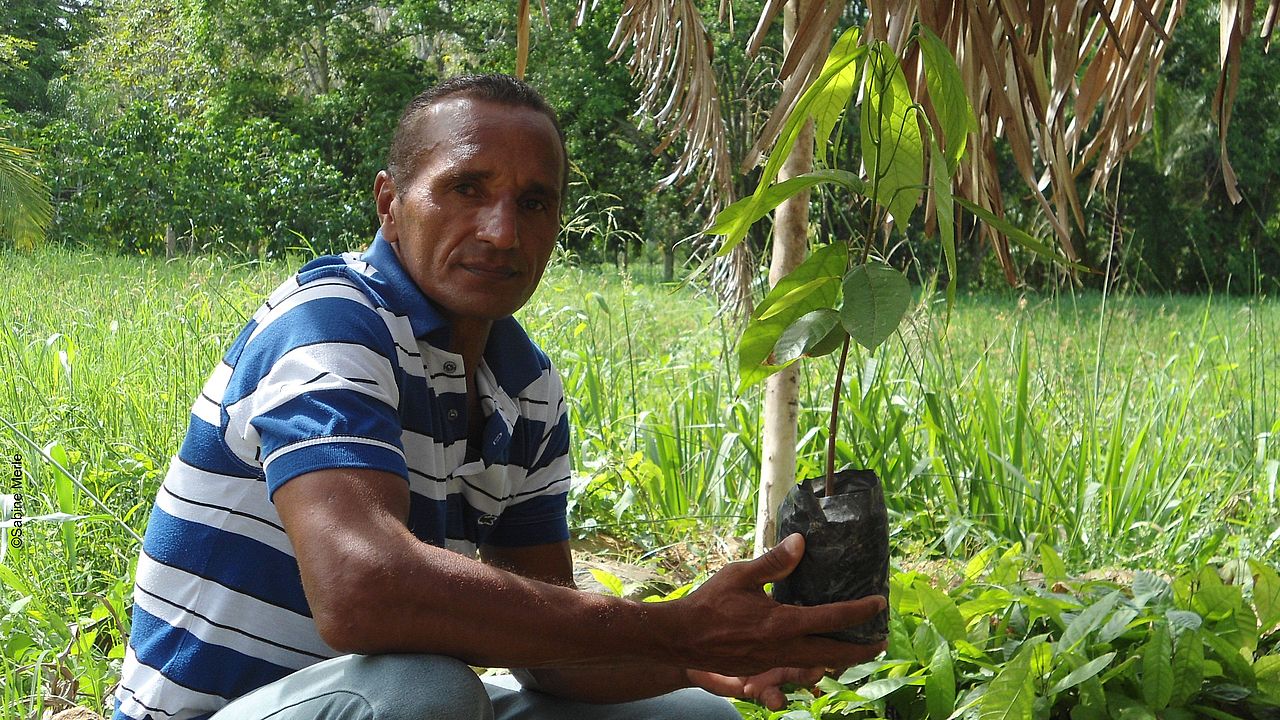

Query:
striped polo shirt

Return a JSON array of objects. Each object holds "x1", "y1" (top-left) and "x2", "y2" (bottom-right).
[{"x1": 111, "y1": 233, "x2": 572, "y2": 720}]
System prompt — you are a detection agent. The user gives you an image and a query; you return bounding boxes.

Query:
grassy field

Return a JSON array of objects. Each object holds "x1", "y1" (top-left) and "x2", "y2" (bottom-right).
[{"x1": 1, "y1": 246, "x2": 1277, "y2": 715}]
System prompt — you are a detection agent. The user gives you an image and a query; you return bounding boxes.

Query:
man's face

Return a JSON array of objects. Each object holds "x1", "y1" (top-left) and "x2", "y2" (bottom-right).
[{"x1": 377, "y1": 97, "x2": 564, "y2": 329}]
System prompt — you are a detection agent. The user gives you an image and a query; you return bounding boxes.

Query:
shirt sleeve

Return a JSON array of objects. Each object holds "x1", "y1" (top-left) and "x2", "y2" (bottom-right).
[{"x1": 220, "y1": 282, "x2": 408, "y2": 497}]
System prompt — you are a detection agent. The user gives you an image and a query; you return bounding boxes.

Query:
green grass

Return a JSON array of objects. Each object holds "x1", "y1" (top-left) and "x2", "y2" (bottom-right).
[{"x1": 0, "y1": 246, "x2": 1276, "y2": 714}]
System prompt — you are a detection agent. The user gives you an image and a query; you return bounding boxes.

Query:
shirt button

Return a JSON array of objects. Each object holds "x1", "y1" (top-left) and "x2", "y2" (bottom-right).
[
  {"x1": 443, "y1": 361, "x2": 458, "y2": 373},
  {"x1": 447, "y1": 409, "x2": 459, "y2": 421}
]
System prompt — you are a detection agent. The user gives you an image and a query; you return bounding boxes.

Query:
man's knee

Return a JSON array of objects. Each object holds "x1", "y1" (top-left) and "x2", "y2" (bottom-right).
[
  {"x1": 351, "y1": 654, "x2": 492, "y2": 720},
  {"x1": 663, "y1": 688, "x2": 741, "y2": 720}
]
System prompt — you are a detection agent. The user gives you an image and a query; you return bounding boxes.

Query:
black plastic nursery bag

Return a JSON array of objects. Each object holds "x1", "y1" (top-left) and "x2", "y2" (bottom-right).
[{"x1": 772, "y1": 468, "x2": 889, "y2": 643}]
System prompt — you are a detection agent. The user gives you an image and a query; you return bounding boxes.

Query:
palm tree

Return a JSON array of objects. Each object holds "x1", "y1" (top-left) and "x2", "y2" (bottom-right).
[{"x1": 1, "y1": 34, "x2": 52, "y2": 250}]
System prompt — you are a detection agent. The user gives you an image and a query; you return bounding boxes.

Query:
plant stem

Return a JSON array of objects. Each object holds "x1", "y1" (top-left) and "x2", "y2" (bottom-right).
[{"x1": 826, "y1": 334, "x2": 852, "y2": 497}]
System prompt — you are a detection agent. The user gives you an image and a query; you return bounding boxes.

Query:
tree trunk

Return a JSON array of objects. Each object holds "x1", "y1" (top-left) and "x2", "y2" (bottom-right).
[
  {"x1": 754, "y1": 0, "x2": 819, "y2": 557},
  {"x1": 165, "y1": 223, "x2": 176, "y2": 259}
]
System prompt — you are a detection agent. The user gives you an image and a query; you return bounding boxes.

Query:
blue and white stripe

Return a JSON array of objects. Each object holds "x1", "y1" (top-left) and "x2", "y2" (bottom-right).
[{"x1": 112, "y1": 234, "x2": 572, "y2": 720}]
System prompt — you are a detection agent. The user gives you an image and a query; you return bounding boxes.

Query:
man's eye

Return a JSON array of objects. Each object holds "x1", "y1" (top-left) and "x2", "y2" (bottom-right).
[
  {"x1": 522, "y1": 198, "x2": 548, "y2": 212},
  {"x1": 454, "y1": 184, "x2": 476, "y2": 196}
]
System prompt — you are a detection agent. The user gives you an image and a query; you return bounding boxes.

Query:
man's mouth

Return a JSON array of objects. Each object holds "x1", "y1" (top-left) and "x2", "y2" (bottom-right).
[{"x1": 461, "y1": 263, "x2": 519, "y2": 280}]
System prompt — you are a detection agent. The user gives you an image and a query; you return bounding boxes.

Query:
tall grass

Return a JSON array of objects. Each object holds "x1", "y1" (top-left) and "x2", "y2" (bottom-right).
[{"x1": 0, "y1": 246, "x2": 1276, "y2": 713}]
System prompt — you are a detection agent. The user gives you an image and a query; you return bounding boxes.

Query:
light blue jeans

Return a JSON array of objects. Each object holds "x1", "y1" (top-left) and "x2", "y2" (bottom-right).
[{"x1": 208, "y1": 654, "x2": 742, "y2": 720}]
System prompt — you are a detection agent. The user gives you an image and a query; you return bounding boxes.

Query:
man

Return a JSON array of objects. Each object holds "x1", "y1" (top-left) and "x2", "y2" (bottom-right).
[{"x1": 111, "y1": 74, "x2": 886, "y2": 720}]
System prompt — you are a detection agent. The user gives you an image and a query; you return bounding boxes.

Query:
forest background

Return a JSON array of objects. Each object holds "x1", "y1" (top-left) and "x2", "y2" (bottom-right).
[
  {"x1": 3, "y1": 0, "x2": 1279, "y2": 291},
  {"x1": 1, "y1": 0, "x2": 1279, "y2": 718}
]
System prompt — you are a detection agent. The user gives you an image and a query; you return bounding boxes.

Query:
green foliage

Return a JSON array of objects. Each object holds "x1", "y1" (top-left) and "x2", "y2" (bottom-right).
[
  {"x1": 0, "y1": 109, "x2": 52, "y2": 250},
  {"x1": 40, "y1": 103, "x2": 360, "y2": 255},
  {"x1": 738, "y1": 551, "x2": 1280, "y2": 720}
]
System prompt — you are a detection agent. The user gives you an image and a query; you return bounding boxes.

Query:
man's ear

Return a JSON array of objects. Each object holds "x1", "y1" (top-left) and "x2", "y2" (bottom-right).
[{"x1": 374, "y1": 171, "x2": 398, "y2": 240}]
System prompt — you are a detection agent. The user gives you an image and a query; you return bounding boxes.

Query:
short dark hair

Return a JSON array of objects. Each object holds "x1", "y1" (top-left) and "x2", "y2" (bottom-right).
[{"x1": 386, "y1": 74, "x2": 568, "y2": 199}]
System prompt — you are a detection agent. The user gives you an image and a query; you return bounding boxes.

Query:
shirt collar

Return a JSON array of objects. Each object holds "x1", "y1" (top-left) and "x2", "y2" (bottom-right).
[
  {"x1": 358, "y1": 232, "x2": 540, "y2": 399},
  {"x1": 360, "y1": 230, "x2": 452, "y2": 345}
]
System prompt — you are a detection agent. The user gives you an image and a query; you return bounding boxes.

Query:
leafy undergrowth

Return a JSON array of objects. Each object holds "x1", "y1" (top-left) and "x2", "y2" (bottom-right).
[{"x1": 733, "y1": 545, "x2": 1280, "y2": 720}]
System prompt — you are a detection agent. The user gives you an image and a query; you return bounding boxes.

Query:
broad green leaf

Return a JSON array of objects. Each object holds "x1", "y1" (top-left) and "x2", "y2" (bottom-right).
[
  {"x1": 757, "y1": 278, "x2": 837, "y2": 321},
  {"x1": 1108, "y1": 693, "x2": 1158, "y2": 720},
  {"x1": 1133, "y1": 571, "x2": 1171, "y2": 607},
  {"x1": 1099, "y1": 607, "x2": 1140, "y2": 643},
  {"x1": 1057, "y1": 591, "x2": 1123, "y2": 653},
  {"x1": 1070, "y1": 676, "x2": 1107, "y2": 720},
  {"x1": 1191, "y1": 567, "x2": 1242, "y2": 621},
  {"x1": 1248, "y1": 559, "x2": 1280, "y2": 631},
  {"x1": 737, "y1": 243, "x2": 847, "y2": 390},
  {"x1": 959, "y1": 588, "x2": 1015, "y2": 622},
  {"x1": 708, "y1": 170, "x2": 869, "y2": 254},
  {"x1": 1049, "y1": 652, "x2": 1116, "y2": 695},
  {"x1": 1143, "y1": 621, "x2": 1174, "y2": 709},
  {"x1": 978, "y1": 639, "x2": 1038, "y2": 720},
  {"x1": 839, "y1": 262, "x2": 911, "y2": 351},
  {"x1": 1167, "y1": 610, "x2": 1204, "y2": 636},
  {"x1": 1039, "y1": 544, "x2": 1067, "y2": 588},
  {"x1": 772, "y1": 309, "x2": 841, "y2": 365},
  {"x1": 928, "y1": 130, "x2": 957, "y2": 313},
  {"x1": 1170, "y1": 629, "x2": 1206, "y2": 706},
  {"x1": 860, "y1": 42, "x2": 924, "y2": 229},
  {"x1": 1201, "y1": 630, "x2": 1254, "y2": 686},
  {"x1": 955, "y1": 198, "x2": 1089, "y2": 272},
  {"x1": 857, "y1": 676, "x2": 923, "y2": 701},
  {"x1": 926, "y1": 640, "x2": 956, "y2": 719},
  {"x1": 1257, "y1": 654, "x2": 1280, "y2": 682},
  {"x1": 588, "y1": 568, "x2": 625, "y2": 597},
  {"x1": 813, "y1": 27, "x2": 864, "y2": 164},
  {"x1": 712, "y1": 47, "x2": 867, "y2": 250},
  {"x1": 915, "y1": 581, "x2": 967, "y2": 644},
  {"x1": 917, "y1": 26, "x2": 975, "y2": 171}
]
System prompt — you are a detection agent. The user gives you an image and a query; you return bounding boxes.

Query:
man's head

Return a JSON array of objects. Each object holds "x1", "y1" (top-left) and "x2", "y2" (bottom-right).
[
  {"x1": 386, "y1": 74, "x2": 568, "y2": 204},
  {"x1": 374, "y1": 75, "x2": 566, "y2": 337}
]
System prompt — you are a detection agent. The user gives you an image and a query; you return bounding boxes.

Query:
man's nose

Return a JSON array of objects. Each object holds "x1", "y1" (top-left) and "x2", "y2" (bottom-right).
[{"x1": 475, "y1": 198, "x2": 519, "y2": 248}]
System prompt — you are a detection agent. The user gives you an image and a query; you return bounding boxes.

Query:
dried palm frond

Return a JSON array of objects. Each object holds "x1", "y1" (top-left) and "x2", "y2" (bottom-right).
[
  {"x1": 594, "y1": 0, "x2": 736, "y2": 214},
  {"x1": 741, "y1": 0, "x2": 1279, "y2": 275}
]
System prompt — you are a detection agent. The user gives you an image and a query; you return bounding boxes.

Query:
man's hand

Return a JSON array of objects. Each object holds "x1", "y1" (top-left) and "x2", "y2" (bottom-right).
[
  {"x1": 662, "y1": 533, "x2": 887, "y2": 677},
  {"x1": 687, "y1": 667, "x2": 826, "y2": 710}
]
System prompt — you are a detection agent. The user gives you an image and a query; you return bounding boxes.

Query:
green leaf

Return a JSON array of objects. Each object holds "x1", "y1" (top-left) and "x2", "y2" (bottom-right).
[
  {"x1": 860, "y1": 42, "x2": 924, "y2": 229},
  {"x1": 708, "y1": 170, "x2": 868, "y2": 250},
  {"x1": 813, "y1": 27, "x2": 863, "y2": 164},
  {"x1": 1248, "y1": 559, "x2": 1280, "y2": 631},
  {"x1": 1170, "y1": 629, "x2": 1206, "y2": 706},
  {"x1": 1099, "y1": 607, "x2": 1140, "y2": 643},
  {"x1": 772, "y1": 309, "x2": 841, "y2": 365},
  {"x1": 1191, "y1": 567, "x2": 1242, "y2": 621},
  {"x1": 915, "y1": 580, "x2": 967, "y2": 644},
  {"x1": 737, "y1": 243, "x2": 848, "y2": 390},
  {"x1": 1049, "y1": 652, "x2": 1116, "y2": 695},
  {"x1": 928, "y1": 130, "x2": 957, "y2": 313},
  {"x1": 839, "y1": 262, "x2": 911, "y2": 351},
  {"x1": 925, "y1": 640, "x2": 956, "y2": 720},
  {"x1": 1143, "y1": 621, "x2": 1174, "y2": 709},
  {"x1": 1133, "y1": 571, "x2": 1171, "y2": 607},
  {"x1": 1167, "y1": 610, "x2": 1204, "y2": 636},
  {"x1": 1108, "y1": 693, "x2": 1158, "y2": 720},
  {"x1": 1071, "y1": 676, "x2": 1107, "y2": 720},
  {"x1": 954, "y1": 198, "x2": 1089, "y2": 272},
  {"x1": 1040, "y1": 544, "x2": 1067, "y2": 587},
  {"x1": 757, "y1": 278, "x2": 836, "y2": 321},
  {"x1": 1058, "y1": 591, "x2": 1123, "y2": 654},
  {"x1": 917, "y1": 26, "x2": 975, "y2": 172},
  {"x1": 857, "y1": 676, "x2": 923, "y2": 701},
  {"x1": 588, "y1": 568, "x2": 625, "y2": 597},
  {"x1": 978, "y1": 639, "x2": 1039, "y2": 720},
  {"x1": 1201, "y1": 629, "x2": 1254, "y2": 686}
]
